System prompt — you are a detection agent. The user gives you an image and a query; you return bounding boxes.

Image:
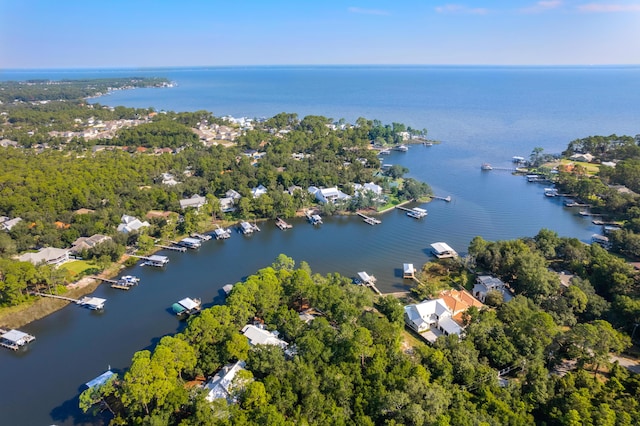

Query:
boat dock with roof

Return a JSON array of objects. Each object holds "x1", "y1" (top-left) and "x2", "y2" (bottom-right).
[
  {"x1": 0, "y1": 328, "x2": 35, "y2": 351},
  {"x1": 396, "y1": 206, "x2": 428, "y2": 219},
  {"x1": 430, "y1": 242, "x2": 458, "y2": 259},
  {"x1": 172, "y1": 297, "x2": 202, "y2": 317},
  {"x1": 213, "y1": 225, "x2": 231, "y2": 239},
  {"x1": 305, "y1": 211, "x2": 323, "y2": 225},
  {"x1": 356, "y1": 271, "x2": 382, "y2": 295},
  {"x1": 403, "y1": 263, "x2": 415, "y2": 279},
  {"x1": 177, "y1": 237, "x2": 202, "y2": 249},
  {"x1": 133, "y1": 254, "x2": 170, "y2": 267},
  {"x1": 29, "y1": 292, "x2": 106, "y2": 310},
  {"x1": 239, "y1": 221, "x2": 260, "y2": 235}
]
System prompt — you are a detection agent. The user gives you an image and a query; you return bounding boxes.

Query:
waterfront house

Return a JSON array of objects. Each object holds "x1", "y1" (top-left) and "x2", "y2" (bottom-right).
[
  {"x1": 404, "y1": 299, "x2": 461, "y2": 336},
  {"x1": 241, "y1": 324, "x2": 288, "y2": 349},
  {"x1": 251, "y1": 184, "x2": 268, "y2": 198},
  {"x1": 179, "y1": 194, "x2": 207, "y2": 210},
  {"x1": 473, "y1": 275, "x2": 513, "y2": 303},
  {"x1": 569, "y1": 153, "x2": 594, "y2": 163},
  {"x1": 117, "y1": 214, "x2": 150, "y2": 233},
  {"x1": 439, "y1": 289, "x2": 484, "y2": 318},
  {"x1": 18, "y1": 247, "x2": 70, "y2": 266},
  {"x1": 310, "y1": 186, "x2": 351, "y2": 204},
  {"x1": 70, "y1": 234, "x2": 112, "y2": 254},
  {"x1": 0, "y1": 217, "x2": 22, "y2": 232},
  {"x1": 204, "y1": 360, "x2": 247, "y2": 404}
]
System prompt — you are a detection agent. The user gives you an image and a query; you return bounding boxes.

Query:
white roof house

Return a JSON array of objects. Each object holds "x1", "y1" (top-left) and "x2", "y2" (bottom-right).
[
  {"x1": 179, "y1": 194, "x2": 207, "y2": 210},
  {"x1": 355, "y1": 182, "x2": 383, "y2": 196},
  {"x1": 1, "y1": 217, "x2": 22, "y2": 231},
  {"x1": 241, "y1": 324, "x2": 288, "y2": 349},
  {"x1": 569, "y1": 153, "x2": 594, "y2": 163},
  {"x1": 251, "y1": 185, "x2": 268, "y2": 198},
  {"x1": 314, "y1": 187, "x2": 351, "y2": 204},
  {"x1": 117, "y1": 215, "x2": 150, "y2": 233},
  {"x1": 473, "y1": 275, "x2": 513, "y2": 303},
  {"x1": 18, "y1": 247, "x2": 70, "y2": 266},
  {"x1": 204, "y1": 360, "x2": 247, "y2": 403},
  {"x1": 404, "y1": 298, "x2": 453, "y2": 334}
]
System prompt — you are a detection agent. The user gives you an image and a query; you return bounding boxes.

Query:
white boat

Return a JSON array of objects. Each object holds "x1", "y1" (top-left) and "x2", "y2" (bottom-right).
[
  {"x1": 544, "y1": 188, "x2": 558, "y2": 197},
  {"x1": 481, "y1": 163, "x2": 493, "y2": 171},
  {"x1": 395, "y1": 145, "x2": 408, "y2": 152}
]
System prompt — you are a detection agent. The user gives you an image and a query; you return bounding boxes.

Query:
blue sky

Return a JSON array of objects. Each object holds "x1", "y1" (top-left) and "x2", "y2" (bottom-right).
[{"x1": 1, "y1": 0, "x2": 639, "y2": 68}]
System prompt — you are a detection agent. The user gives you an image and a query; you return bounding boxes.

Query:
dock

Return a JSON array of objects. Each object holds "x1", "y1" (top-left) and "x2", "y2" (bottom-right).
[
  {"x1": 430, "y1": 242, "x2": 458, "y2": 259},
  {"x1": 396, "y1": 206, "x2": 428, "y2": 219},
  {"x1": 357, "y1": 212, "x2": 381, "y2": 225},
  {"x1": 29, "y1": 292, "x2": 106, "y2": 309},
  {"x1": 305, "y1": 211, "x2": 323, "y2": 225},
  {"x1": 131, "y1": 254, "x2": 169, "y2": 267},
  {"x1": 275, "y1": 217, "x2": 293, "y2": 230},
  {"x1": 172, "y1": 297, "x2": 202, "y2": 317},
  {"x1": 0, "y1": 329, "x2": 36, "y2": 351},
  {"x1": 356, "y1": 271, "x2": 382, "y2": 295},
  {"x1": 191, "y1": 232, "x2": 212, "y2": 241},
  {"x1": 432, "y1": 195, "x2": 452, "y2": 202},
  {"x1": 239, "y1": 221, "x2": 260, "y2": 234},
  {"x1": 155, "y1": 244, "x2": 187, "y2": 252},
  {"x1": 176, "y1": 237, "x2": 202, "y2": 249},
  {"x1": 213, "y1": 225, "x2": 231, "y2": 240}
]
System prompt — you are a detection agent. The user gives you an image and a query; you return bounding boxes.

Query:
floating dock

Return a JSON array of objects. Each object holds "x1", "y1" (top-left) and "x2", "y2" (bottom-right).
[
  {"x1": 357, "y1": 212, "x2": 381, "y2": 225},
  {"x1": 177, "y1": 237, "x2": 202, "y2": 249},
  {"x1": 0, "y1": 328, "x2": 35, "y2": 351},
  {"x1": 275, "y1": 217, "x2": 293, "y2": 230}
]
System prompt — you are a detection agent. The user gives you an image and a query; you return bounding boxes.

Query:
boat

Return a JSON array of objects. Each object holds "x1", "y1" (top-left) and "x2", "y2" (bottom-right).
[
  {"x1": 120, "y1": 275, "x2": 140, "y2": 285},
  {"x1": 512, "y1": 156, "x2": 526, "y2": 164},
  {"x1": 379, "y1": 149, "x2": 391, "y2": 155},
  {"x1": 238, "y1": 221, "x2": 260, "y2": 234},
  {"x1": 172, "y1": 297, "x2": 202, "y2": 317},
  {"x1": 544, "y1": 188, "x2": 558, "y2": 197},
  {"x1": 213, "y1": 226, "x2": 231, "y2": 240},
  {"x1": 481, "y1": 163, "x2": 493, "y2": 171},
  {"x1": 394, "y1": 145, "x2": 408, "y2": 152}
]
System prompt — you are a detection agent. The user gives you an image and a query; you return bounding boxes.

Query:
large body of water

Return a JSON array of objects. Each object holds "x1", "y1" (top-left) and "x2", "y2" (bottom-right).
[{"x1": 1, "y1": 66, "x2": 640, "y2": 425}]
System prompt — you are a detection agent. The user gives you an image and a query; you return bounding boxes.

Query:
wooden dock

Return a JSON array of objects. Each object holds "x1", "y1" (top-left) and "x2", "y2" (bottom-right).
[
  {"x1": 191, "y1": 232, "x2": 212, "y2": 241},
  {"x1": 432, "y1": 195, "x2": 452, "y2": 202},
  {"x1": 396, "y1": 206, "x2": 428, "y2": 219},
  {"x1": 357, "y1": 212, "x2": 381, "y2": 225},
  {"x1": 275, "y1": 217, "x2": 293, "y2": 230},
  {"x1": 29, "y1": 291, "x2": 78, "y2": 303},
  {"x1": 155, "y1": 244, "x2": 187, "y2": 252}
]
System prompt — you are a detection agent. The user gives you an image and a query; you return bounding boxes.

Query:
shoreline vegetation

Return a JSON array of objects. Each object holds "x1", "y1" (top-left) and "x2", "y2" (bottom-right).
[{"x1": 0, "y1": 78, "x2": 434, "y2": 328}]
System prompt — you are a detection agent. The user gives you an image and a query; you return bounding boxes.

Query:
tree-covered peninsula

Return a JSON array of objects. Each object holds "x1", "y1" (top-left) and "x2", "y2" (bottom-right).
[{"x1": 0, "y1": 79, "x2": 430, "y2": 310}]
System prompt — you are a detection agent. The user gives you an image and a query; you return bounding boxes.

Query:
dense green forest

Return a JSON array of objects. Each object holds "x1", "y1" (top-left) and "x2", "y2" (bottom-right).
[
  {"x1": 80, "y1": 248, "x2": 639, "y2": 425},
  {"x1": 0, "y1": 77, "x2": 171, "y2": 103},
  {"x1": 0, "y1": 80, "x2": 431, "y2": 308}
]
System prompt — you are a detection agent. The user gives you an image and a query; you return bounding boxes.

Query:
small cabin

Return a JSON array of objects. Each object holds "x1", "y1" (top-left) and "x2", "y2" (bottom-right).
[{"x1": 403, "y1": 263, "x2": 415, "y2": 279}]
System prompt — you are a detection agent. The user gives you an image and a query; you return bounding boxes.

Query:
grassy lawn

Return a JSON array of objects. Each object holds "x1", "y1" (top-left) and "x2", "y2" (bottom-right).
[{"x1": 61, "y1": 259, "x2": 99, "y2": 276}]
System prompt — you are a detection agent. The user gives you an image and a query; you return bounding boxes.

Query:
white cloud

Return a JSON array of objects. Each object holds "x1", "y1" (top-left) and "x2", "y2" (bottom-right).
[
  {"x1": 520, "y1": 0, "x2": 563, "y2": 13},
  {"x1": 577, "y1": 3, "x2": 640, "y2": 12},
  {"x1": 434, "y1": 4, "x2": 489, "y2": 15},
  {"x1": 348, "y1": 7, "x2": 390, "y2": 16}
]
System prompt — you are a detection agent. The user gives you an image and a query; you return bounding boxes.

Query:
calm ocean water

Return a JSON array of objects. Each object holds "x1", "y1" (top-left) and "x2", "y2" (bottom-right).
[{"x1": 1, "y1": 66, "x2": 640, "y2": 425}]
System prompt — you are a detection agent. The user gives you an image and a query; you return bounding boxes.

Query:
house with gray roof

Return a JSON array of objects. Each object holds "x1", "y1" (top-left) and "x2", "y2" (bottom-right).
[{"x1": 18, "y1": 247, "x2": 70, "y2": 266}]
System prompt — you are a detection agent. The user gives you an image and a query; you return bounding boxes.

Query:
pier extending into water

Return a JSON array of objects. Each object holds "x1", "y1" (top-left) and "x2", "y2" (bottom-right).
[
  {"x1": 275, "y1": 218, "x2": 293, "y2": 230},
  {"x1": 357, "y1": 212, "x2": 381, "y2": 225},
  {"x1": 431, "y1": 195, "x2": 452, "y2": 202},
  {"x1": 29, "y1": 292, "x2": 106, "y2": 309},
  {"x1": 155, "y1": 244, "x2": 187, "y2": 252}
]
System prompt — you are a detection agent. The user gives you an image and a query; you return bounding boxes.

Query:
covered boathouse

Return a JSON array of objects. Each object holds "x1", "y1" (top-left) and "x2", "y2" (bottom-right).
[
  {"x1": 430, "y1": 242, "x2": 458, "y2": 259},
  {"x1": 0, "y1": 329, "x2": 36, "y2": 350}
]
